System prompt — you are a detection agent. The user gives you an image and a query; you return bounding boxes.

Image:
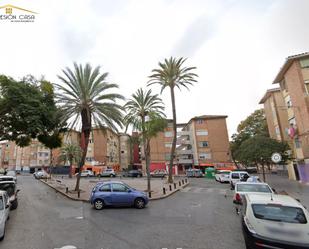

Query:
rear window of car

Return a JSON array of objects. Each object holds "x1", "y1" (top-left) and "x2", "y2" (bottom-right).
[
  {"x1": 237, "y1": 184, "x2": 272, "y2": 193},
  {"x1": 231, "y1": 173, "x2": 239, "y2": 179},
  {"x1": 252, "y1": 204, "x2": 307, "y2": 224}
]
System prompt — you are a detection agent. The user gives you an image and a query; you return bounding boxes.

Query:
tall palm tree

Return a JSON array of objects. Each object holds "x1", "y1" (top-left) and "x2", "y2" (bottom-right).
[
  {"x1": 55, "y1": 63, "x2": 124, "y2": 191},
  {"x1": 59, "y1": 143, "x2": 82, "y2": 178},
  {"x1": 148, "y1": 57, "x2": 198, "y2": 183},
  {"x1": 124, "y1": 88, "x2": 165, "y2": 193}
]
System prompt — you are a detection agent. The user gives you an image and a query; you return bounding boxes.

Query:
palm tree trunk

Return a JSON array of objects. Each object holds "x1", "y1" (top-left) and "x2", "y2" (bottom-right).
[
  {"x1": 69, "y1": 156, "x2": 73, "y2": 178},
  {"x1": 168, "y1": 87, "x2": 177, "y2": 183},
  {"x1": 141, "y1": 116, "x2": 151, "y2": 193},
  {"x1": 145, "y1": 139, "x2": 151, "y2": 193},
  {"x1": 75, "y1": 109, "x2": 91, "y2": 191}
]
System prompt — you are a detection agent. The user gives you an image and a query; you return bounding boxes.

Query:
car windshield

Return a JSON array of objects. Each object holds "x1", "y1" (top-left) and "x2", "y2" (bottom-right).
[
  {"x1": 252, "y1": 204, "x2": 307, "y2": 224},
  {"x1": 0, "y1": 183, "x2": 15, "y2": 197},
  {"x1": 237, "y1": 184, "x2": 272, "y2": 193},
  {"x1": 0, "y1": 196, "x2": 3, "y2": 210}
]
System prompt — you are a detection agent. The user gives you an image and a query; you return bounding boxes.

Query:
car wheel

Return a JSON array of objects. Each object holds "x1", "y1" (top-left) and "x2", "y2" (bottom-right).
[
  {"x1": 11, "y1": 199, "x2": 18, "y2": 210},
  {"x1": 94, "y1": 199, "x2": 104, "y2": 210},
  {"x1": 134, "y1": 198, "x2": 146, "y2": 209}
]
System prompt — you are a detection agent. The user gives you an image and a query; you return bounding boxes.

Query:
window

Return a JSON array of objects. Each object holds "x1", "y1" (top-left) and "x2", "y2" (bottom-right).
[
  {"x1": 252, "y1": 204, "x2": 307, "y2": 224},
  {"x1": 197, "y1": 119, "x2": 203, "y2": 124},
  {"x1": 295, "y1": 138, "x2": 301, "y2": 148},
  {"x1": 289, "y1": 117, "x2": 296, "y2": 126},
  {"x1": 196, "y1": 130, "x2": 208, "y2": 136},
  {"x1": 165, "y1": 154, "x2": 171, "y2": 160},
  {"x1": 300, "y1": 58, "x2": 309, "y2": 68},
  {"x1": 198, "y1": 141, "x2": 209, "y2": 147},
  {"x1": 112, "y1": 183, "x2": 128, "y2": 192},
  {"x1": 280, "y1": 79, "x2": 287, "y2": 91},
  {"x1": 285, "y1": 95, "x2": 292, "y2": 108},
  {"x1": 198, "y1": 153, "x2": 211, "y2": 159},
  {"x1": 99, "y1": 184, "x2": 111, "y2": 192},
  {"x1": 164, "y1": 131, "x2": 173, "y2": 137},
  {"x1": 231, "y1": 173, "x2": 239, "y2": 179},
  {"x1": 305, "y1": 80, "x2": 309, "y2": 95},
  {"x1": 165, "y1": 143, "x2": 172, "y2": 148}
]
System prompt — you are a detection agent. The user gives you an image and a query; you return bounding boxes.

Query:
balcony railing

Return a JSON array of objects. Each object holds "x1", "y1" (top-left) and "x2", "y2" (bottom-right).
[
  {"x1": 176, "y1": 149, "x2": 193, "y2": 155},
  {"x1": 178, "y1": 158, "x2": 193, "y2": 164}
]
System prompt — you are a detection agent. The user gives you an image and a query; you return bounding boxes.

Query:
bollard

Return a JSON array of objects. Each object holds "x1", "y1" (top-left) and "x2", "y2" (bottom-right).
[
  {"x1": 78, "y1": 190, "x2": 80, "y2": 198},
  {"x1": 148, "y1": 191, "x2": 152, "y2": 198},
  {"x1": 185, "y1": 178, "x2": 188, "y2": 183},
  {"x1": 179, "y1": 181, "x2": 181, "y2": 186},
  {"x1": 174, "y1": 183, "x2": 177, "y2": 189},
  {"x1": 163, "y1": 187, "x2": 166, "y2": 195},
  {"x1": 169, "y1": 185, "x2": 172, "y2": 191},
  {"x1": 66, "y1": 187, "x2": 68, "y2": 193}
]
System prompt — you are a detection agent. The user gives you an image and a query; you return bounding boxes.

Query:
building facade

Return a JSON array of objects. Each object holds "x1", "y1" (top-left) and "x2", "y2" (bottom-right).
[
  {"x1": 261, "y1": 52, "x2": 309, "y2": 183},
  {"x1": 149, "y1": 115, "x2": 231, "y2": 173}
]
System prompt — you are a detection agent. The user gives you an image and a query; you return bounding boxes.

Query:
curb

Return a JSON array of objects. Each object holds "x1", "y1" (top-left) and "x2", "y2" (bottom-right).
[
  {"x1": 39, "y1": 179, "x2": 89, "y2": 202},
  {"x1": 39, "y1": 179, "x2": 190, "y2": 202},
  {"x1": 150, "y1": 182, "x2": 189, "y2": 200}
]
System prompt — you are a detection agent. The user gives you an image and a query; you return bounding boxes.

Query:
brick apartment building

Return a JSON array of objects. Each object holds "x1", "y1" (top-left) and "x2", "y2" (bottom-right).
[
  {"x1": 260, "y1": 52, "x2": 309, "y2": 183},
  {"x1": 148, "y1": 115, "x2": 231, "y2": 174}
]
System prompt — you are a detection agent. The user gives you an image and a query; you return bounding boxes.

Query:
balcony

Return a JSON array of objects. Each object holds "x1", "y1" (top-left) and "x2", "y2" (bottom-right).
[
  {"x1": 178, "y1": 158, "x2": 193, "y2": 164},
  {"x1": 176, "y1": 149, "x2": 193, "y2": 155},
  {"x1": 177, "y1": 131, "x2": 191, "y2": 136},
  {"x1": 176, "y1": 139, "x2": 191, "y2": 145}
]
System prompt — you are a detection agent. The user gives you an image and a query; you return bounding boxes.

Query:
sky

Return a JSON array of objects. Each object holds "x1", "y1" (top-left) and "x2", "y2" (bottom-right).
[{"x1": 1, "y1": 0, "x2": 309, "y2": 138}]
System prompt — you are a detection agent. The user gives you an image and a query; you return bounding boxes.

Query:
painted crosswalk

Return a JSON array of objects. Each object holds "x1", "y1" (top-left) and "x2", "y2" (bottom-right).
[{"x1": 180, "y1": 186, "x2": 229, "y2": 195}]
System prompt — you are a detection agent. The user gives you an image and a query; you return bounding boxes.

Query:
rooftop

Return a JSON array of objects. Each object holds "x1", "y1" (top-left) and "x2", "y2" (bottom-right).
[
  {"x1": 273, "y1": 52, "x2": 309, "y2": 83},
  {"x1": 259, "y1": 87, "x2": 281, "y2": 104}
]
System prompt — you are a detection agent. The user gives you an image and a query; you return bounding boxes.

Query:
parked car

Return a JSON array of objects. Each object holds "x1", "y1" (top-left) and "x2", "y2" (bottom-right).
[
  {"x1": 0, "y1": 176, "x2": 16, "y2": 183},
  {"x1": 0, "y1": 190, "x2": 10, "y2": 241},
  {"x1": 233, "y1": 182, "x2": 274, "y2": 213},
  {"x1": 33, "y1": 171, "x2": 49, "y2": 179},
  {"x1": 246, "y1": 176, "x2": 261, "y2": 183},
  {"x1": 79, "y1": 170, "x2": 94, "y2": 177},
  {"x1": 151, "y1": 169, "x2": 168, "y2": 178},
  {"x1": 186, "y1": 169, "x2": 203, "y2": 178},
  {"x1": 0, "y1": 181, "x2": 19, "y2": 210},
  {"x1": 229, "y1": 171, "x2": 250, "y2": 190},
  {"x1": 239, "y1": 193, "x2": 309, "y2": 249},
  {"x1": 90, "y1": 181, "x2": 148, "y2": 209},
  {"x1": 123, "y1": 170, "x2": 143, "y2": 177},
  {"x1": 245, "y1": 167, "x2": 258, "y2": 174},
  {"x1": 5, "y1": 171, "x2": 17, "y2": 182},
  {"x1": 99, "y1": 169, "x2": 116, "y2": 177},
  {"x1": 215, "y1": 170, "x2": 231, "y2": 183}
]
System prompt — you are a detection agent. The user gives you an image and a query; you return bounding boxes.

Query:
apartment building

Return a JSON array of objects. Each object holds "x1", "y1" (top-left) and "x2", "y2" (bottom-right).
[
  {"x1": 149, "y1": 115, "x2": 231, "y2": 173},
  {"x1": 119, "y1": 133, "x2": 132, "y2": 170},
  {"x1": 261, "y1": 52, "x2": 309, "y2": 183}
]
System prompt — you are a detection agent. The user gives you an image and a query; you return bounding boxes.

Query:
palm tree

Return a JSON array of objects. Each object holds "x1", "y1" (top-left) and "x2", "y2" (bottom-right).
[
  {"x1": 124, "y1": 88, "x2": 166, "y2": 193},
  {"x1": 148, "y1": 57, "x2": 198, "y2": 183},
  {"x1": 55, "y1": 63, "x2": 124, "y2": 191},
  {"x1": 59, "y1": 143, "x2": 82, "y2": 178}
]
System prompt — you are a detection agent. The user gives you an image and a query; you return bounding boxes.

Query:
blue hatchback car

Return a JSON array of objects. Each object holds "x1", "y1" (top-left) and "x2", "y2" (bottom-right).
[{"x1": 90, "y1": 181, "x2": 149, "y2": 210}]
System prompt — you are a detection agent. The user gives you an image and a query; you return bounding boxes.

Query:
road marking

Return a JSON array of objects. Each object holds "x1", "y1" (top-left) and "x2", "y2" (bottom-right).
[
  {"x1": 54, "y1": 246, "x2": 77, "y2": 249},
  {"x1": 181, "y1": 187, "x2": 229, "y2": 195}
]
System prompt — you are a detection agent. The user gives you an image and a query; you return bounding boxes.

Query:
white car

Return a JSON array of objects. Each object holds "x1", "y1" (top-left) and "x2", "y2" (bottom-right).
[
  {"x1": 215, "y1": 170, "x2": 231, "y2": 183},
  {"x1": 80, "y1": 170, "x2": 94, "y2": 177},
  {"x1": 5, "y1": 171, "x2": 17, "y2": 183},
  {"x1": 229, "y1": 171, "x2": 250, "y2": 189},
  {"x1": 233, "y1": 182, "x2": 274, "y2": 212},
  {"x1": 239, "y1": 193, "x2": 309, "y2": 248},
  {"x1": 99, "y1": 169, "x2": 116, "y2": 177},
  {"x1": 33, "y1": 171, "x2": 49, "y2": 179},
  {"x1": 0, "y1": 190, "x2": 10, "y2": 241}
]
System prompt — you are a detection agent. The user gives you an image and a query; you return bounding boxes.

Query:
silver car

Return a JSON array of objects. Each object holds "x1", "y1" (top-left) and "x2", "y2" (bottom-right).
[{"x1": 0, "y1": 190, "x2": 10, "y2": 241}]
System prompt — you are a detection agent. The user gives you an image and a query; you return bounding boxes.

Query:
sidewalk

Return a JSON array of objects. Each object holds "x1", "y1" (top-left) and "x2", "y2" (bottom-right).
[
  {"x1": 262, "y1": 174, "x2": 309, "y2": 208},
  {"x1": 39, "y1": 176, "x2": 189, "y2": 202}
]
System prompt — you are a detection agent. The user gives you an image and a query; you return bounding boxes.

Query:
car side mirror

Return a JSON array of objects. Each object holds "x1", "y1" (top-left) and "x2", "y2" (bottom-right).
[
  {"x1": 272, "y1": 188, "x2": 276, "y2": 193},
  {"x1": 5, "y1": 203, "x2": 10, "y2": 209},
  {"x1": 127, "y1": 189, "x2": 132, "y2": 193},
  {"x1": 16, "y1": 189, "x2": 20, "y2": 193}
]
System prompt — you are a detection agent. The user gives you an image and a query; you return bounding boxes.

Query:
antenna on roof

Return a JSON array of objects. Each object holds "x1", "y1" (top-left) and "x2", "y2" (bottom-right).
[{"x1": 270, "y1": 193, "x2": 273, "y2": 201}]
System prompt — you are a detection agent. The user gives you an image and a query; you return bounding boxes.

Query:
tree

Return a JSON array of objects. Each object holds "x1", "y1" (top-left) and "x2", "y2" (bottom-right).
[
  {"x1": 148, "y1": 57, "x2": 198, "y2": 183},
  {"x1": 231, "y1": 109, "x2": 269, "y2": 165},
  {"x1": 0, "y1": 75, "x2": 64, "y2": 147},
  {"x1": 237, "y1": 136, "x2": 291, "y2": 181},
  {"x1": 124, "y1": 88, "x2": 166, "y2": 193},
  {"x1": 55, "y1": 63, "x2": 124, "y2": 191},
  {"x1": 59, "y1": 143, "x2": 82, "y2": 178}
]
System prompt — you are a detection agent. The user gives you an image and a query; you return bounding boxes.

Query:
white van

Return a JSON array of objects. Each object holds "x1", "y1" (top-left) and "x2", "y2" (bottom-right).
[
  {"x1": 229, "y1": 171, "x2": 250, "y2": 189},
  {"x1": 0, "y1": 190, "x2": 10, "y2": 241}
]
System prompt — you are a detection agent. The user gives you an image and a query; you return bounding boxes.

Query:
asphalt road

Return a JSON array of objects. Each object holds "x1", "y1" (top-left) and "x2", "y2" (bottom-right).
[{"x1": 1, "y1": 176, "x2": 245, "y2": 249}]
